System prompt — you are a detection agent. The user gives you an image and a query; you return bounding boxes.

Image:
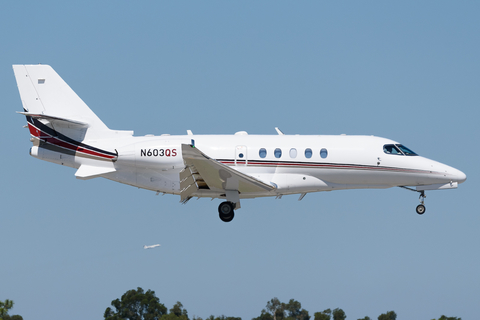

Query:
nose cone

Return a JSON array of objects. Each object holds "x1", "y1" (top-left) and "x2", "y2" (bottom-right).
[
  {"x1": 452, "y1": 168, "x2": 467, "y2": 184},
  {"x1": 419, "y1": 157, "x2": 467, "y2": 185},
  {"x1": 441, "y1": 163, "x2": 467, "y2": 184}
]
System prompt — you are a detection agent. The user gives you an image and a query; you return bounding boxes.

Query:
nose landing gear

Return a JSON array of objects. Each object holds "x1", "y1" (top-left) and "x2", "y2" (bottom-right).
[
  {"x1": 400, "y1": 187, "x2": 427, "y2": 215},
  {"x1": 416, "y1": 191, "x2": 426, "y2": 215}
]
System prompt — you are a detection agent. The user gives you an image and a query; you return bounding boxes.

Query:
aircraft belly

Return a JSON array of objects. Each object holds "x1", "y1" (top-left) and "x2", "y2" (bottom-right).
[
  {"x1": 313, "y1": 168, "x2": 393, "y2": 185},
  {"x1": 137, "y1": 168, "x2": 181, "y2": 193},
  {"x1": 105, "y1": 167, "x2": 181, "y2": 194},
  {"x1": 245, "y1": 165, "x2": 434, "y2": 189},
  {"x1": 189, "y1": 189, "x2": 272, "y2": 199},
  {"x1": 317, "y1": 167, "x2": 449, "y2": 187}
]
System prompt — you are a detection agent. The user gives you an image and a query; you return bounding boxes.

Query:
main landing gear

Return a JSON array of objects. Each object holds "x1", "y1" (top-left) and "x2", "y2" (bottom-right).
[
  {"x1": 400, "y1": 187, "x2": 427, "y2": 215},
  {"x1": 218, "y1": 201, "x2": 235, "y2": 222}
]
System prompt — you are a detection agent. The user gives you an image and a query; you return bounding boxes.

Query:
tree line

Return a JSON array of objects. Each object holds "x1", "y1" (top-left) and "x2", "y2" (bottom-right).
[
  {"x1": 0, "y1": 290, "x2": 462, "y2": 320},
  {"x1": 102, "y1": 288, "x2": 461, "y2": 320},
  {"x1": 0, "y1": 299, "x2": 23, "y2": 320}
]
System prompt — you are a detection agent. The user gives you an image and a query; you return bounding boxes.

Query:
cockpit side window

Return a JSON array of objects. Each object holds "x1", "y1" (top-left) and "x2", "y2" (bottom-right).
[
  {"x1": 396, "y1": 144, "x2": 418, "y2": 156},
  {"x1": 383, "y1": 144, "x2": 403, "y2": 155}
]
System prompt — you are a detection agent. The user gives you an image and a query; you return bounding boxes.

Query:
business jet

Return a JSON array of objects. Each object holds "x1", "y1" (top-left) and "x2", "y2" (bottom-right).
[{"x1": 13, "y1": 65, "x2": 467, "y2": 222}]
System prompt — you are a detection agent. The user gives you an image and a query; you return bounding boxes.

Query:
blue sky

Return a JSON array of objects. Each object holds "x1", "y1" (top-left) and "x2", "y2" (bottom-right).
[{"x1": 1, "y1": 1, "x2": 479, "y2": 319}]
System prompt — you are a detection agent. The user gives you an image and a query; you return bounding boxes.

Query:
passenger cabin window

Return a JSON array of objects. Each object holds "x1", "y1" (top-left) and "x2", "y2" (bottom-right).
[
  {"x1": 305, "y1": 148, "x2": 312, "y2": 158},
  {"x1": 274, "y1": 148, "x2": 282, "y2": 158},
  {"x1": 320, "y1": 148, "x2": 328, "y2": 159},
  {"x1": 289, "y1": 148, "x2": 297, "y2": 158},
  {"x1": 383, "y1": 144, "x2": 418, "y2": 156},
  {"x1": 259, "y1": 148, "x2": 267, "y2": 158}
]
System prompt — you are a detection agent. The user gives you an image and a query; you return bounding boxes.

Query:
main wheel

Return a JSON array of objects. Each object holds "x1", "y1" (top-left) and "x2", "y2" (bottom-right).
[
  {"x1": 218, "y1": 201, "x2": 235, "y2": 222},
  {"x1": 416, "y1": 204, "x2": 426, "y2": 215}
]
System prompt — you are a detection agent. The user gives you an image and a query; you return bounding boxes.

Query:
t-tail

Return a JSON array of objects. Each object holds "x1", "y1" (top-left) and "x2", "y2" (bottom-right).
[{"x1": 13, "y1": 64, "x2": 132, "y2": 179}]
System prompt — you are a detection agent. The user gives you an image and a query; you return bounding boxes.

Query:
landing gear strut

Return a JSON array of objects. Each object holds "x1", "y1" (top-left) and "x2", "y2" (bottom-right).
[
  {"x1": 416, "y1": 191, "x2": 426, "y2": 215},
  {"x1": 218, "y1": 201, "x2": 235, "y2": 222},
  {"x1": 400, "y1": 187, "x2": 427, "y2": 215}
]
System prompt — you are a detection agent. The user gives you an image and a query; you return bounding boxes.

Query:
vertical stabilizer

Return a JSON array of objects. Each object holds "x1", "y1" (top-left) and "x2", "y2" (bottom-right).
[{"x1": 13, "y1": 64, "x2": 127, "y2": 140}]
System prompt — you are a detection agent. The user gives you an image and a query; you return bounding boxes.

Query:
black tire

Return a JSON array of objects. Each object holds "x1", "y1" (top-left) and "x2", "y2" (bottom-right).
[
  {"x1": 218, "y1": 201, "x2": 235, "y2": 222},
  {"x1": 416, "y1": 204, "x2": 426, "y2": 215}
]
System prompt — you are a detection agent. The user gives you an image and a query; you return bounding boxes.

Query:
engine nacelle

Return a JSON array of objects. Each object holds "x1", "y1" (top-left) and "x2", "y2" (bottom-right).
[{"x1": 30, "y1": 146, "x2": 76, "y2": 168}]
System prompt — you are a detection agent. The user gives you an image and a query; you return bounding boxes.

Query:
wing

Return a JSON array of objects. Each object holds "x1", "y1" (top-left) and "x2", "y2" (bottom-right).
[{"x1": 180, "y1": 144, "x2": 274, "y2": 203}]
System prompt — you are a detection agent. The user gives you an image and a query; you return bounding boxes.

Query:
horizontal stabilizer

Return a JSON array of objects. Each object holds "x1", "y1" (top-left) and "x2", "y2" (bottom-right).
[
  {"x1": 75, "y1": 164, "x2": 116, "y2": 180},
  {"x1": 17, "y1": 112, "x2": 89, "y2": 127}
]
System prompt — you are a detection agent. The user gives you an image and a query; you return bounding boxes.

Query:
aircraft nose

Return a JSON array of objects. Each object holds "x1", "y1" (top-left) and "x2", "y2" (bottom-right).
[
  {"x1": 453, "y1": 168, "x2": 467, "y2": 184},
  {"x1": 445, "y1": 165, "x2": 467, "y2": 184}
]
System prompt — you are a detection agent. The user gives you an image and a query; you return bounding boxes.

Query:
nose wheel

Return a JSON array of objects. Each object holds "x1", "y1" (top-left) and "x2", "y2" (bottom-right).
[{"x1": 416, "y1": 204, "x2": 426, "y2": 214}]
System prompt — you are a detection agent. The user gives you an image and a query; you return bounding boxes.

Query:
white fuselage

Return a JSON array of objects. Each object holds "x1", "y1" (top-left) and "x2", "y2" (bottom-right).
[
  {"x1": 32, "y1": 132, "x2": 465, "y2": 200},
  {"x1": 15, "y1": 64, "x2": 466, "y2": 218}
]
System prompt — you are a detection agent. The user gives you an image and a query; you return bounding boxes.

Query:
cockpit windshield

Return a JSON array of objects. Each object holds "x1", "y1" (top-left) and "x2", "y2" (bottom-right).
[
  {"x1": 383, "y1": 144, "x2": 418, "y2": 156},
  {"x1": 396, "y1": 144, "x2": 417, "y2": 156}
]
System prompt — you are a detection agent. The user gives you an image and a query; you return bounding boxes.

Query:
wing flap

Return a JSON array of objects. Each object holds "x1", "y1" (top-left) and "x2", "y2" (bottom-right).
[
  {"x1": 179, "y1": 166, "x2": 198, "y2": 203},
  {"x1": 181, "y1": 144, "x2": 274, "y2": 194}
]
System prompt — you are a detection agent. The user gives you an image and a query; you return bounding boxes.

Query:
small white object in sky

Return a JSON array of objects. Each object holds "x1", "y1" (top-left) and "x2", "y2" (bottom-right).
[{"x1": 143, "y1": 244, "x2": 161, "y2": 249}]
